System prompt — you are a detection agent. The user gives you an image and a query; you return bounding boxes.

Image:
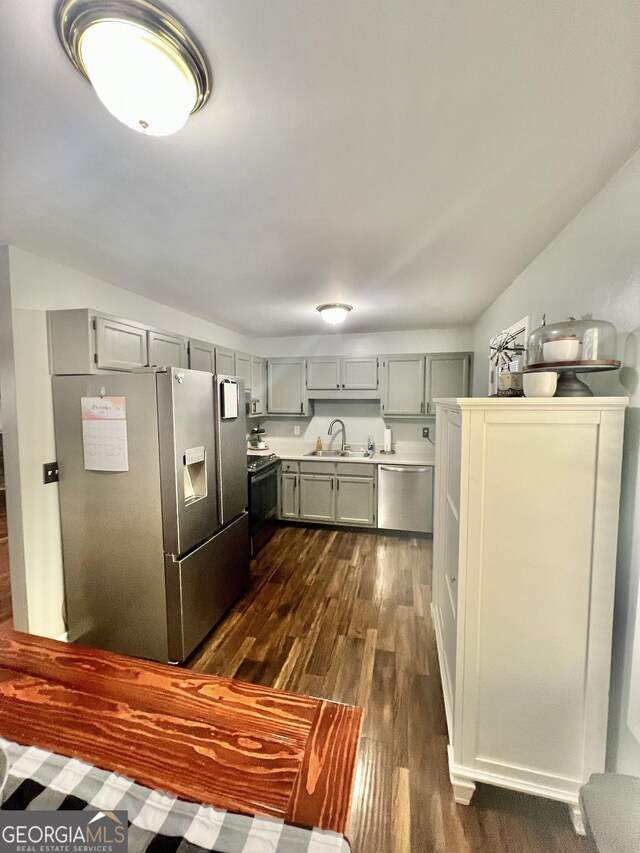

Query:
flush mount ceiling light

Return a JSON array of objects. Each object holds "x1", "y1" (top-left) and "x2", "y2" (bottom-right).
[
  {"x1": 317, "y1": 303, "x2": 353, "y2": 326},
  {"x1": 57, "y1": 0, "x2": 211, "y2": 136}
]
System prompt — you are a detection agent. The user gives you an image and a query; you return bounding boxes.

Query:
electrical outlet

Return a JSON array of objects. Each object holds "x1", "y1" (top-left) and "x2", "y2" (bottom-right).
[
  {"x1": 43, "y1": 462, "x2": 59, "y2": 484},
  {"x1": 294, "y1": 425, "x2": 300, "y2": 436},
  {"x1": 422, "y1": 427, "x2": 430, "y2": 440}
]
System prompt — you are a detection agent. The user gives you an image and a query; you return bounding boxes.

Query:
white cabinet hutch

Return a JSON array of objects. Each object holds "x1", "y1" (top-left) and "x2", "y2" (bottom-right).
[{"x1": 432, "y1": 397, "x2": 627, "y2": 833}]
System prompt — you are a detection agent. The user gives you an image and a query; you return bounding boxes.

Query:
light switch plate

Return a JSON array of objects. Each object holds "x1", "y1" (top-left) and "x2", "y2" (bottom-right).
[{"x1": 294, "y1": 425, "x2": 300, "y2": 436}]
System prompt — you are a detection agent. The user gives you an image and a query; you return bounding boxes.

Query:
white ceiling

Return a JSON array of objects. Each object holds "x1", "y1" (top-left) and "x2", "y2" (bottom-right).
[{"x1": 1, "y1": 1, "x2": 639, "y2": 337}]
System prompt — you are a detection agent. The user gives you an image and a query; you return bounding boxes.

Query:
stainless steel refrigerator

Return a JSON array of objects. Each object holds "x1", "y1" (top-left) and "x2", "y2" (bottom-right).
[{"x1": 52, "y1": 368, "x2": 250, "y2": 663}]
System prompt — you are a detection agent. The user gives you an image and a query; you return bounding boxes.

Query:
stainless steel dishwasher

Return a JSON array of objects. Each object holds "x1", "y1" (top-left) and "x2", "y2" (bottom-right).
[{"x1": 377, "y1": 464, "x2": 434, "y2": 533}]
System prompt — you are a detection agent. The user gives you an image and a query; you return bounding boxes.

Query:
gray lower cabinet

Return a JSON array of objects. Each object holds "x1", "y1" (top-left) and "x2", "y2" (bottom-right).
[
  {"x1": 336, "y1": 476, "x2": 375, "y2": 525},
  {"x1": 299, "y1": 474, "x2": 335, "y2": 522},
  {"x1": 280, "y1": 472, "x2": 299, "y2": 518},
  {"x1": 281, "y1": 460, "x2": 376, "y2": 527}
]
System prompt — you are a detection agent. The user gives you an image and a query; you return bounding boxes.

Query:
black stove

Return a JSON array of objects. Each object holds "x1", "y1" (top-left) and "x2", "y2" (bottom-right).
[
  {"x1": 247, "y1": 453, "x2": 278, "y2": 473},
  {"x1": 246, "y1": 454, "x2": 279, "y2": 557}
]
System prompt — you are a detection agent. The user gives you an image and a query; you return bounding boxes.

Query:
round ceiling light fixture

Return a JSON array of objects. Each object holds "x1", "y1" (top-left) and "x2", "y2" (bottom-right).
[
  {"x1": 317, "y1": 303, "x2": 353, "y2": 326},
  {"x1": 57, "y1": 0, "x2": 211, "y2": 136}
]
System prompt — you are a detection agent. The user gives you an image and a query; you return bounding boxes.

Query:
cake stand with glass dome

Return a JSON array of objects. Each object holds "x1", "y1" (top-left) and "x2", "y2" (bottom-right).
[{"x1": 525, "y1": 316, "x2": 620, "y2": 397}]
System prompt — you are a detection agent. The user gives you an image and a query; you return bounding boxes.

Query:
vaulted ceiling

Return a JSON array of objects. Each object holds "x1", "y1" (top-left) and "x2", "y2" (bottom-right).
[{"x1": 1, "y1": 1, "x2": 639, "y2": 336}]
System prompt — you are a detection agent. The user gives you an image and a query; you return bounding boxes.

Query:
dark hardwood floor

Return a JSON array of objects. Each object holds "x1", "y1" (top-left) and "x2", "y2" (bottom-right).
[
  {"x1": 188, "y1": 525, "x2": 597, "y2": 853},
  {"x1": 0, "y1": 489, "x2": 12, "y2": 627}
]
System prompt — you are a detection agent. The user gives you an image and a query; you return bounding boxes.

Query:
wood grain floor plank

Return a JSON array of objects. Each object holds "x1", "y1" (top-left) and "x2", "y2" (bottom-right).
[
  {"x1": 392, "y1": 766, "x2": 411, "y2": 853},
  {"x1": 355, "y1": 628, "x2": 377, "y2": 710},
  {"x1": 188, "y1": 526, "x2": 596, "y2": 853}
]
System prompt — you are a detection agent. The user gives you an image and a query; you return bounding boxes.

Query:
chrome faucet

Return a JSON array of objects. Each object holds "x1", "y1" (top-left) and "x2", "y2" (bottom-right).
[{"x1": 328, "y1": 418, "x2": 347, "y2": 452}]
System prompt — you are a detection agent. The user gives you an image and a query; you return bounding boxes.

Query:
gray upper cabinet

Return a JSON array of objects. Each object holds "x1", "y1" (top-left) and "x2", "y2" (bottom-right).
[
  {"x1": 305, "y1": 355, "x2": 379, "y2": 397},
  {"x1": 249, "y1": 357, "x2": 264, "y2": 416},
  {"x1": 48, "y1": 309, "x2": 150, "y2": 374},
  {"x1": 306, "y1": 357, "x2": 340, "y2": 390},
  {"x1": 342, "y1": 357, "x2": 378, "y2": 390},
  {"x1": 147, "y1": 330, "x2": 187, "y2": 369},
  {"x1": 48, "y1": 309, "x2": 193, "y2": 375},
  {"x1": 94, "y1": 317, "x2": 149, "y2": 372},
  {"x1": 267, "y1": 358, "x2": 308, "y2": 415},
  {"x1": 235, "y1": 352, "x2": 252, "y2": 389},
  {"x1": 382, "y1": 355, "x2": 426, "y2": 415},
  {"x1": 188, "y1": 339, "x2": 216, "y2": 373},
  {"x1": 215, "y1": 347, "x2": 236, "y2": 376},
  {"x1": 425, "y1": 353, "x2": 472, "y2": 413}
]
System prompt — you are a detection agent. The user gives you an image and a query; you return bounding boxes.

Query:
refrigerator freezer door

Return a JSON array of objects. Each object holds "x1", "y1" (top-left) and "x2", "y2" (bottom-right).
[
  {"x1": 157, "y1": 368, "x2": 218, "y2": 556},
  {"x1": 52, "y1": 373, "x2": 170, "y2": 662},
  {"x1": 214, "y1": 375, "x2": 249, "y2": 526},
  {"x1": 165, "y1": 512, "x2": 250, "y2": 661}
]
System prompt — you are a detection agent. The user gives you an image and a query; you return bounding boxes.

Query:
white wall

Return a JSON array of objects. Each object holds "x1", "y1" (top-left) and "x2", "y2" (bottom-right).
[
  {"x1": 3, "y1": 247, "x2": 255, "y2": 638},
  {"x1": 254, "y1": 328, "x2": 472, "y2": 448},
  {"x1": 472, "y1": 149, "x2": 640, "y2": 774},
  {"x1": 263, "y1": 400, "x2": 435, "y2": 451},
  {"x1": 254, "y1": 327, "x2": 472, "y2": 358}
]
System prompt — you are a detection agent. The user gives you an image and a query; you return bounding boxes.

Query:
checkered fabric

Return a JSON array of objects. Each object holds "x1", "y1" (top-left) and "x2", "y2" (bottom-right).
[{"x1": 0, "y1": 739, "x2": 351, "y2": 853}]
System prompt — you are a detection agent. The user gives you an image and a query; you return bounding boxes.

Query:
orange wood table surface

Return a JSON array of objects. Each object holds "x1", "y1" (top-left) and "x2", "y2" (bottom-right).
[{"x1": 0, "y1": 628, "x2": 361, "y2": 834}]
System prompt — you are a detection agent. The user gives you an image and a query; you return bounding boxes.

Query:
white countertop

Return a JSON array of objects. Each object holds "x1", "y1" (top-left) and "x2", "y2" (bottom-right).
[{"x1": 248, "y1": 439, "x2": 435, "y2": 466}]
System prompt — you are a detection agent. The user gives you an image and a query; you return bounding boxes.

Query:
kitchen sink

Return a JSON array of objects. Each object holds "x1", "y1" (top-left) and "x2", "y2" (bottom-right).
[{"x1": 304, "y1": 449, "x2": 373, "y2": 458}]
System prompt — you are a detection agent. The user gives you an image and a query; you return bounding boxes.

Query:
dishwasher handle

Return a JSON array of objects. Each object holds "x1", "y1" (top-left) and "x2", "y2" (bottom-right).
[{"x1": 379, "y1": 465, "x2": 432, "y2": 473}]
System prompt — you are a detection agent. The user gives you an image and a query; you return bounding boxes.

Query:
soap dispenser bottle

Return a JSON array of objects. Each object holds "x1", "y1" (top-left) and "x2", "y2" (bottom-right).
[{"x1": 315, "y1": 436, "x2": 323, "y2": 451}]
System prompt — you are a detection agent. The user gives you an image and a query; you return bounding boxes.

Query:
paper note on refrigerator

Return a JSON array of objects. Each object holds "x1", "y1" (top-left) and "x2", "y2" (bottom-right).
[
  {"x1": 222, "y1": 381, "x2": 239, "y2": 419},
  {"x1": 81, "y1": 396, "x2": 129, "y2": 471}
]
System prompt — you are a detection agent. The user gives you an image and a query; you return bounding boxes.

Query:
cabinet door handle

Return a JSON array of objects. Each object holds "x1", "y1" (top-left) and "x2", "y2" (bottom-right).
[
  {"x1": 420, "y1": 402, "x2": 424, "y2": 414},
  {"x1": 337, "y1": 479, "x2": 340, "y2": 490},
  {"x1": 380, "y1": 465, "x2": 432, "y2": 473},
  {"x1": 300, "y1": 402, "x2": 303, "y2": 413},
  {"x1": 331, "y1": 479, "x2": 334, "y2": 490},
  {"x1": 336, "y1": 384, "x2": 340, "y2": 389}
]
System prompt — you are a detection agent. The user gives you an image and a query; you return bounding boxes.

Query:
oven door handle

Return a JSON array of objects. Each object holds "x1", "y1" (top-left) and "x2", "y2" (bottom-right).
[{"x1": 251, "y1": 466, "x2": 278, "y2": 485}]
